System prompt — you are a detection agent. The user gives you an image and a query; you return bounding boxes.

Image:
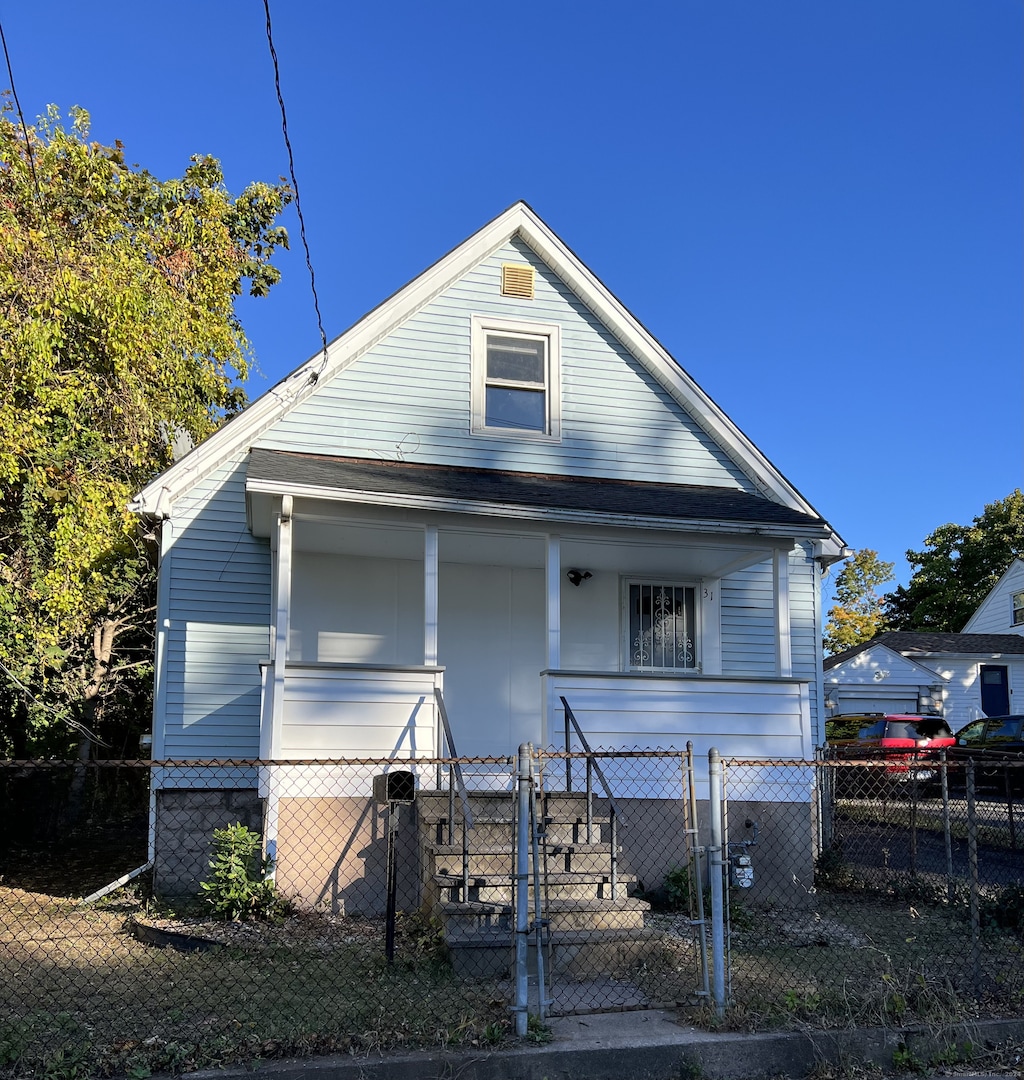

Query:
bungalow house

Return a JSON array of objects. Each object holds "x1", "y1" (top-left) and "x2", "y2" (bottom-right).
[{"x1": 130, "y1": 202, "x2": 845, "y2": 911}]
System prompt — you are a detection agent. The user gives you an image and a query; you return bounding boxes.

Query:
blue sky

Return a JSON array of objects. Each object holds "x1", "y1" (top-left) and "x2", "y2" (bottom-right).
[{"x1": 4, "y1": 1, "x2": 1022, "y2": 606}]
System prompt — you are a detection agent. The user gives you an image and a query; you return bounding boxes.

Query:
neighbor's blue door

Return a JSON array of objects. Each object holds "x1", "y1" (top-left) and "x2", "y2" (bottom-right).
[{"x1": 979, "y1": 665, "x2": 1009, "y2": 716}]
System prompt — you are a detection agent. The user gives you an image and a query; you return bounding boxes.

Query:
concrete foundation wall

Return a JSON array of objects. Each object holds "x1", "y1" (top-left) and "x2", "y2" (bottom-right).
[
  {"x1": 154, "y1": 788, "x2": 264, "y2": 897},
  {"x1": 607, "y1": 796, "x2": 815, "y2": 911},
  {"x1": 274, "y1": 796, "x2": 421, "y2": 916},
  {"x1": 153, "y1": 787, "x2": 814, "y2": 914}
]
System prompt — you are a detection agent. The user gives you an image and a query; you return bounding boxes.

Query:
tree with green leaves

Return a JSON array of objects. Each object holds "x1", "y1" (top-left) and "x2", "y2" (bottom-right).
[
  {"x1": 882, "y1": 491, "x2": 1024, "y2": 633},
  {"x1": 0, "y1": 104, "x2": 290, "y2": 756},
  {"x1": 823, "y1": 548, "x2": 895, "y2": 655}
]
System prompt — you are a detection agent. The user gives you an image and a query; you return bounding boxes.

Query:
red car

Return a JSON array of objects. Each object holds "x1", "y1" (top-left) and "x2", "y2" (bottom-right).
[{"x1": 825, "y1": 713, "x2": 956, "y2": 792}]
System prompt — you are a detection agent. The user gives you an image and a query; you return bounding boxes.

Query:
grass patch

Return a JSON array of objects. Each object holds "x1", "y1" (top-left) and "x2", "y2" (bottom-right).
[
  {"x1": 0, "y1": 888, "x2": 510, "y2": 1078},
  {"x1": 715, "y1": 891, "x2": 1024, "y2": 1031}
]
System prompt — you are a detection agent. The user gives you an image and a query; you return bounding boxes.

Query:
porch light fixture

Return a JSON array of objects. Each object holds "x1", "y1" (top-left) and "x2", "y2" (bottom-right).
[{"x1": 566, "y1": 569, "x2": 592, "y2": 587}]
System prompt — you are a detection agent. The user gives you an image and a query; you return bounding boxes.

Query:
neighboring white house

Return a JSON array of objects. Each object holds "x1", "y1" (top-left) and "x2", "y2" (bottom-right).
[
  {"x1": 962, "y1": 559, "x2": 1024, "y2": 636},
  {"x1": 823, "y1": 630, "x2": 1024, "y2": 730},
  {"x1": 130, "y1": 202, "x2": 845, "y2": 900}
]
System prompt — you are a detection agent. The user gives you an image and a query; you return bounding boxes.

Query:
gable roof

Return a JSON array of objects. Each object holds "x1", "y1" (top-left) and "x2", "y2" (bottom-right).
[
  {"x1": 822, "y1": 642, "x2": 949, "y2": 684},
  {"x1": 130, "y1": 201, "x2": 842, "y2": 551},
  {"x1": 246, "y1": 449, "x2": 830, "y2": 534},
  {"x1": 962, "y1": 558, "x2": 1024, "y2": 632},
  {"x1": 824, "y1": 631, "x2": 1024, "y2": 671}
]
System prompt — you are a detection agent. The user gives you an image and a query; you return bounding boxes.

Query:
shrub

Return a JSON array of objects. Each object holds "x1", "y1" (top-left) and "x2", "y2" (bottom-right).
[
  {"x1": 663, "y1": 865, "x2": 693, "y2": 912},
  {"x1": 980, "y1": 884, "x2": 1024, "y2": 931},
  {"x1": 199, "y1": 823, "x2": 286, "y2": 921}
]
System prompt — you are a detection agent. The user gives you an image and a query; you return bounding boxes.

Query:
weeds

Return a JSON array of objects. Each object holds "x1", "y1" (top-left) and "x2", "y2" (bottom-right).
[
  {"x1": 525, "y1": 1015, "x2": 552, "y2": 1044},
  {"x1": 198, "y1": 823, "x2": 286, "y2": 922}
]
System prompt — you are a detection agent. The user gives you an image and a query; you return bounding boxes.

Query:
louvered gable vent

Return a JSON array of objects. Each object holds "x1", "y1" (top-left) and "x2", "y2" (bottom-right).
[{"x1": 501, "y1": 263, "x2": 534, "y2": 299}]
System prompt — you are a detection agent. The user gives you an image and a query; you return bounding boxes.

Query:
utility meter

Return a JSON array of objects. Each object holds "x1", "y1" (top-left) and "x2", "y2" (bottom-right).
[{"x1": 729, "y1": 852, "x2": 754, "y2": 889}]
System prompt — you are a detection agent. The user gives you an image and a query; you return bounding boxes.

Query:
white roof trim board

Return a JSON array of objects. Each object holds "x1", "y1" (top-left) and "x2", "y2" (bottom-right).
[
  {"x1": 824, "y1": 643, "x2": 949, "y2": 685},
  {"x1": 962, "y1": 558, "x2": 1024, "y2": 633},
  {"x1": 130, "y1": 201, "x2": 837, "y2": 537}
]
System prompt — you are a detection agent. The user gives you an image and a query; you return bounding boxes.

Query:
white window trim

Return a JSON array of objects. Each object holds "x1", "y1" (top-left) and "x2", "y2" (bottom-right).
[
  {"x1": 471, "y1": 315, "x2": 561, "y2": 440},
  {"x1": 621, "y1": 577, "x2": 702, "y2": 673},
  {"x1": 1012, "y1": 590, "x2": 1024, "y2": 627}
]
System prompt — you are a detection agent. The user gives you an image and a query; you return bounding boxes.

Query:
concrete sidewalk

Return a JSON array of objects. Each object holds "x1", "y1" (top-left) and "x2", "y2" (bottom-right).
[{"x1": 185, "y1": 1009, "x2": 1024, "y2": 1080}]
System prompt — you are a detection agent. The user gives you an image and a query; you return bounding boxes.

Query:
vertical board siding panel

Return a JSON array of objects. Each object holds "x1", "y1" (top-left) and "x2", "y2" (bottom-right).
[
  {"x1": 720, "y1": 560, "x2": 776, "y2": 675},
  {"x1": 257, "y1": 240, "x2": 753, "y2": 491},
  {"x1": 163, "y1": 457, "x2": 270, "y2": 757}
]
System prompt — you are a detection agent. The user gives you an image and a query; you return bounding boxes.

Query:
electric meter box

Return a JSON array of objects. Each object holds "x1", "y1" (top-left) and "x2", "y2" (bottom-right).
[{"x1": 372, "y1": 770, "x2": 416, "y2": 805}]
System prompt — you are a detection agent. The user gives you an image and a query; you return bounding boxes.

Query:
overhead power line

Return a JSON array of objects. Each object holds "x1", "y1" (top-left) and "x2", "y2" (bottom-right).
[
  {"x1": 0, "y1": 15, "x2": 71, "y2": 303},
  {"x1": 262, "y1": 0, "x2": 330, "y2": 384}
]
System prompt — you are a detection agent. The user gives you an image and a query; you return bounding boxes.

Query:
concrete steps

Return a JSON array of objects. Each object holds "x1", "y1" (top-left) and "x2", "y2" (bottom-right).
[
  {"x1": 416, "y1": 788, "x2": 649, "y2": 979},
  {"x1": 433, "y1": 870, "x2": 636, "y2": 902}
]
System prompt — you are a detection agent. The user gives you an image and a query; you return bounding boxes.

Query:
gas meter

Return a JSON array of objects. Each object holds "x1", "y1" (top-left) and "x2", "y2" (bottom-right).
[{"x1": 729, "y1": 852, "x2": 754, "y2": 889}]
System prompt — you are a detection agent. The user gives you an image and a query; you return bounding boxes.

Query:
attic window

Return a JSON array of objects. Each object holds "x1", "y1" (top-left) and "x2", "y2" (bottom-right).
[
  {"x1": 501, "y1": 263, "x2": 534, "y2": 299},
  {"x1": 1013, "y1": 591, "x2": 1024, "y2": 626},
  {"x1": 471, "y1": 316, "x2": 561, "y2": 440}
]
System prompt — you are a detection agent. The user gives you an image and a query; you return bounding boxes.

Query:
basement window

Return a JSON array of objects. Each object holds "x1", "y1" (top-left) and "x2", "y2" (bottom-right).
[{"x1": 471, "y1": 317, "x2": 560, "y2": 439}]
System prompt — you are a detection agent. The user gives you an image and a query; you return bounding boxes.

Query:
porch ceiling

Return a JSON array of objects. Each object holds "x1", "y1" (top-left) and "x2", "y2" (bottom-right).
[{"x1": 256, "y1": 502, "x2": 783, "y2": 578}]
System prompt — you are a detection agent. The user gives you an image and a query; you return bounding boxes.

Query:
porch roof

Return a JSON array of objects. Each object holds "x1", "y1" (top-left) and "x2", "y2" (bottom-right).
[{"x1": 246, "y1": 449, "x2": 827, "y2": 532}]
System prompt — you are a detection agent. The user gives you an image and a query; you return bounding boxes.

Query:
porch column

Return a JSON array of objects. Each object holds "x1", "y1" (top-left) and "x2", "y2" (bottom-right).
[
  {"x1": 267, "y1": 495, "x2": 293, "y2": 760},
  {"x1": 774, "y1": 546, "x2": 792, "y2": 678},
  {"x1": 424, "y1": 524, "x2": 438, "y2": 665},
  {"x1": 546, "y1": 535, "x2": 561, "y2": 670}
]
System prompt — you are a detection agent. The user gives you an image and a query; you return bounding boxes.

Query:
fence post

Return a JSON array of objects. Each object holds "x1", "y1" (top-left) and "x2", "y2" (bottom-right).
[
  {"x1": 965, "y1": 759, "x2": 981, "y2": 989},
  {"x1": 515, "y1": 742, "x2": 533, "y2": 1037},
  {"x1": 939, "y1": 750, "x2": 954, "y2": 905},
  {"x1": 708, "y1": 747, "x2": 727, "y2": 1019},
  {"x1": 1005, "y1": 765, "x2": 1018, "y2": 851},
  {"x1": 908, "y1": 779, "x2": 918, "y2": 876}
]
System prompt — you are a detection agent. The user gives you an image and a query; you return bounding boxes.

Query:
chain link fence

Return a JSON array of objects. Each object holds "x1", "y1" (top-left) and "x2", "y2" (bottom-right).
[
  {"x1": 722, "y1": 754, "x2": 1024, "y2": 1027},
  {"x1": 1, "y1": 751, "x2": 1021, "y2": 1076}
]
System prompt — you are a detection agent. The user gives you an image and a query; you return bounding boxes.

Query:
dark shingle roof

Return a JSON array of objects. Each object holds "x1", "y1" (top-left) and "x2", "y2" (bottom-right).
[
  {"x1": 247, "y1": 449, "x2": 827, "y2": 531},
  {"x1": 824, "y1": 631, "x2": 1024, "y2": 670}
]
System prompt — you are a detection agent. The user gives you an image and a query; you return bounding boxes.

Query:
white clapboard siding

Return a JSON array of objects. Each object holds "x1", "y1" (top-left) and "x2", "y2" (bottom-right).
[
  {"x1": 720, "y1": 559, "x2": 776, "y2": 675},
  {"x1": 544, "y1": 672, "x2": 811, "y2": 800},
  {"x1": 931, "y1": 657, "x2": 1024, "y2": 730},
  {"x1": 279, "y1": 665, "x2": 439, "y2": 762},
  {"x1": 152, "y1": 764, "x2": 259, "y2": 791},
  {"x1": 257, "y1": 240, "x2": 751, "y2": 490},
  {"x1": 545, "y1": 673, "x2": 809, "y2": 752},
  {"x1": 160, "y1": 458, "x2": 270, "y2": 758},
  {"x1": 962, "y1": 560, "x2": 1024, "y2": 634}
]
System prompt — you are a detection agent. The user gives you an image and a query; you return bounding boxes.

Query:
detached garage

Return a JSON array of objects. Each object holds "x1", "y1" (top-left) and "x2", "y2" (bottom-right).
[{"x1": 823, "y1": 632, "x2": 1024, "y2": 732}]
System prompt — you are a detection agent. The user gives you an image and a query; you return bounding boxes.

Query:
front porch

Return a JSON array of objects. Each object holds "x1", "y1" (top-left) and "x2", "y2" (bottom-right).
[
  {"x1": 259, "y1": 661, "x2": 813, "y2": 766},
  {"x1": 250, "y1": 472, "x2": 818, "y2": 762}
]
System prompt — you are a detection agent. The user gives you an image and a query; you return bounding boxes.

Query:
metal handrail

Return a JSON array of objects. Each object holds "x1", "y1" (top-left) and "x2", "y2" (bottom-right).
[
  {"x1": 559, "y1": 697, "x2": 619, "y2": 817},
  {"x1": 560, "y1": 696, "x2": 619, "y2": 898},
  {"x1": 433, "y1": 686, "x2": 474, "y2": 913}
]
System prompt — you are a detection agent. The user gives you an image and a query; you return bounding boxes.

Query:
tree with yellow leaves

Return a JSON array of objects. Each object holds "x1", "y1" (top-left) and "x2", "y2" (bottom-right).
[
  {"x1": 0, "y1": 105, "x2": 290, "y2": 755},
  {"x1": 823, "y1": 548, "x2": 895, "y2": 656}
]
